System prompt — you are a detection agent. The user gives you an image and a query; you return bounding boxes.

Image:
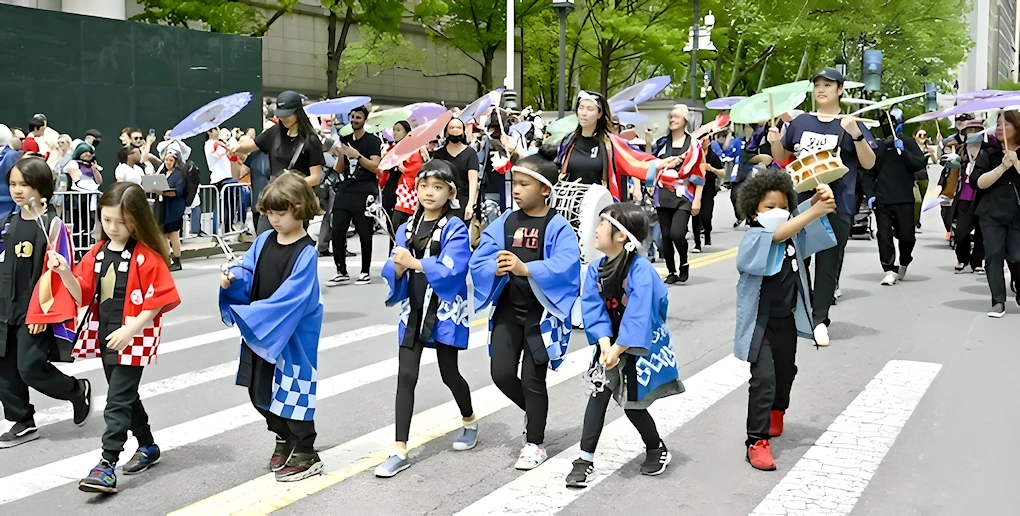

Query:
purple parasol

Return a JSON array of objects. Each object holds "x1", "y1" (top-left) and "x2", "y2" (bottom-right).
[
  {"x1": 406, "y1": 102, "x2": 447, "y2": 128},
  {"x1": 609, "y1": 76, "x2": 671, "y2": 107},
  {"x1": 169, "y1": 92, "x2": 253, "y2": 140},
  {"x1": 461, "y1": 89, "x2": 504, "y2": 124},
  {"x1": 706, "y1": 96, "x2": 747, "y2": 110},
  {"x1": 304, "y1": 96, "x2": 371, "y2": 116},
  {"x1": 905, "y1": 93, "x2": 1020, "y2": 124},
  {"x1": 616, "y1": 111, "x2": 650, "y2": 125}
]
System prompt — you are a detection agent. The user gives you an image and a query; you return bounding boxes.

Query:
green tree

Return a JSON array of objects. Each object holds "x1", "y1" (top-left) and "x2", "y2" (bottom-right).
[
  {"x1": 321, "y1": 0, "x2": 406, "y2": 97},
  {"x1": 132, "y1": 0, "x2": 298, "y2": 36},
  {"x1": 335, "y1": 27, "x2": 425, "y2": 92}
]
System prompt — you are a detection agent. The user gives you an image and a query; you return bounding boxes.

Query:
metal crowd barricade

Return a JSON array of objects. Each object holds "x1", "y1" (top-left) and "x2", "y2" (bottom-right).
[
  {"x1": 51, "y1": 190, "x2": 100, "y2": 257},
  {"x1": 182, "y1": 185, "x2": 219, "y2": 240},
  {"x1": 217, "y1": 182, "x2": 252, "y2": 238}
]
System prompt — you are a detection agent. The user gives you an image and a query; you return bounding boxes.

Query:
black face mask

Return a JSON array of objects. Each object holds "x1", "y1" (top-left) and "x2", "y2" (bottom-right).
[{"x1": 447, "y1": 134, "x2": 466, "y2": 144}]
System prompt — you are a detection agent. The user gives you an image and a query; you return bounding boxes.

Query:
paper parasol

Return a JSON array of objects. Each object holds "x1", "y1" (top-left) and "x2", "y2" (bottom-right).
[
  {"x1": 730, "y1": 90, "x2": 806, "y2": 124},
  {"x1": 461, "y1": 89, "x2": 504, "y2": 124},
  {"x1": 304, "y1": 96, "x2": 371, "y2": 116},
  {"x1": 509, "y1": 121, "x2": 533, "y2": 138},
  {"x1": 905, "y1": 93, "x2": 1020, "y2": 124},
  {"x1": 848, "y1": 92, "x2": 927, "y2": 117},
  {"x1": 609, "y1": 100, "x2": 637, "y2": 114},
  {"x1": 338, "y1": 124, "x2": 380, "y2": 137},
  {"x1": 169, "y1": 92, "x2": 253, "y2": 140},
  {"x1": 765, "y1": 80, "x2": 865, "y2": 94},
  {"x1": 955, "y1": 90, "x2": 1012, "y2": 101},
  {"x1": 616, "y1": 111, "x2": 650, "y2": 126},
  {"x1": 609, "y1": 76, "x2": 671, "y2": 106},
  {"x1": 706, "y1": 97, "x2": 746, "y2": 110},
  {"x1": 378, "y1": 110, "x2": 452, "y2": 171},
  {"x1": 406, "y1": 103, "x2": 448, "y2": 128}
]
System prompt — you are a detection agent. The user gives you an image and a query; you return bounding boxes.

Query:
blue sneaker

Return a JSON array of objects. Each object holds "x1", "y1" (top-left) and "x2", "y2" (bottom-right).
[
  {"x1": 374, "y1": 454, "x2": 410, "y2": 478},
  {"x1": 79, "y1": 459, "x2": 117, "y2": 494},
  {"x1": 123, "y1": 444, "x2": 161, "y2": 475},
  {"x1": 452, "y1": 426, "x2": 478, "y2": 451}
]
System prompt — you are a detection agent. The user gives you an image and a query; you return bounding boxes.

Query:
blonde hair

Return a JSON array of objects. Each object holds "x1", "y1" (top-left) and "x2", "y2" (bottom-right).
[
  {"x1": 670, "y1": 104, "x2": 690, "y2": 119},
  {"x1": 255, "y1": 172, "x2": 323, "y2": 220}
]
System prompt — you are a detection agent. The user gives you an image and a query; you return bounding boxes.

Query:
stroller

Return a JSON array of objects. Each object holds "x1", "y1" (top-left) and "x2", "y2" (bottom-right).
[{"x1": 851, "y1": 197, "x2": 875, "y2": 240}]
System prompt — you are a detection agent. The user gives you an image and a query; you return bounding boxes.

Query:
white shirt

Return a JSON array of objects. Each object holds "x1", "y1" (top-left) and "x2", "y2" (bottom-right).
[
  {"x1": 115, "y1": 163, "x2": 145, "y2": 185},
  {"x1": 205, "y1": 139, "x2": 233, "y2": 184}
]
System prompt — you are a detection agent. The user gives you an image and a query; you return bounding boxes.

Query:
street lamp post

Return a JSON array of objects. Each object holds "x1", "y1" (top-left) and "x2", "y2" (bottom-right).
[
  {"x1": 552, "y1": 0, "x2": 575, "y2": 119},
  {"x1": 690, "y1": 0, "x2": 699, "y2": 102},
  {"x1": 834, "y1": 55, "x2": 848, "y2": 79}
]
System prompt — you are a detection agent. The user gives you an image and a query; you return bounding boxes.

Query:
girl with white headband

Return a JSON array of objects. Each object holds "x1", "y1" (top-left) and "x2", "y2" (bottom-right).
[
  {"x1": 469, "y1": 147, "x2": 581, "y2": 471},
  {"x1": 376, "y1": 160, "x2": 477, "y2": 478},
  {"x1": 565, "y1": 203, "x2": 684, "y2": 488}
]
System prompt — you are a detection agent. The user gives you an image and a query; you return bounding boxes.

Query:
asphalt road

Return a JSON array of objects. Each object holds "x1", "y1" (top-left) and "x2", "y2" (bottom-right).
[{"x1": 1, "y1": 182, "x2": 1017, "y2": 516}]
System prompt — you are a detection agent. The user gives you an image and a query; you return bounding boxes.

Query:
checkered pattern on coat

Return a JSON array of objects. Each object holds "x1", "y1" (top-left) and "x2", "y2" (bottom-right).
[
  {"x1": 269, "y1": 355, "x2": 317, "y2": 421},
  {"x1": 72, "y1": 308, "x2": 163, "y2": 367}
]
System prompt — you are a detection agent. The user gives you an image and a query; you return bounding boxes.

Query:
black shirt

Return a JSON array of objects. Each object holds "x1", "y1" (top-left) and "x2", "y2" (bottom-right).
[
  {"x1": 704, "y1": 144, "x2": 724, "y2": 197},
  {"x1": 565, "y1": 135, "x2": 604, "y2": 185},
  {"x1": 433, "y1": 146, "x2": 480, "y2": 205},
  {"x1": 874, "y1": 138, "x2": 928, "y2": 206},
  {"x1": 971, "y1": 145, "x2": 1020, "y2": 221},
  {"x1": 337, "y1": 132, "x2": 383, "y2": 196},
  {"x1": 8, "y1": 214, "x2": 39, "y2": 324},
  {"x1": 654, "y1": 135, "x2": 693, "y2": 210},
  {"x1": 752, "y1": 220, "x2": 797, "y2": 318},
  {"x1": 97, "y1": 241, "x2": 130, "y2": 363},
  {"x1": 254, "y1": 124, "x2": 326, "y2": 180},
  {"x1": 499, "y1": 211, "x2": 545, "y2": 323}
]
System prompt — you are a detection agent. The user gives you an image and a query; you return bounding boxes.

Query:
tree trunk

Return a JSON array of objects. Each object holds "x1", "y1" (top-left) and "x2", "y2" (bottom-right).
[
  {"x1": 481, "y1": 47, "x2": 495, "y2": 96},
  {"x1": 325, "y1": 4, "x2": 354, "y2": 98},
  {"x1": 599, "y1": 41, "x2": 612, "y2": 96},
  {"x1": 757, "y1": 56, "x2": 770, "y2": 92},
  {"x1": 725, "y1": 35, "x2": 745, "y2": 96}
]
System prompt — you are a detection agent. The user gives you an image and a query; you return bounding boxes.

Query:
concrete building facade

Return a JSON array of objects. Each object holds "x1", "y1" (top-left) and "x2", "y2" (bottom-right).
[{"x1": 958, "y1": 0, "x2": 1019, "y2": 93}]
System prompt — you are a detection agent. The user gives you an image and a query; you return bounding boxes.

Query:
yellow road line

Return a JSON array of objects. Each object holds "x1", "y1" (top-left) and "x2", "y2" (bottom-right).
[{"x1": 169, "y1": 247, "x2": 739, "y2": 515}]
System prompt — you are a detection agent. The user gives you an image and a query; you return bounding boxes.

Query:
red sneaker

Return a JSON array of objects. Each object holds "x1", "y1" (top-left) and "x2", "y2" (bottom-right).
[
  {"x1": 747, "y1": 440, "x2": 777, "y2": 471},
  {"x1": 769, "y1": 410, "x2": 785, "y2": 437}
]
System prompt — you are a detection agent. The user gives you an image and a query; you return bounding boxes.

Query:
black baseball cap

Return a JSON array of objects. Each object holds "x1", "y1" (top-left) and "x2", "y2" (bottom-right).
[
  {"x1": 811, "y1": 67, "x2": 845, "y2": 85},
  {"x1": 31, "y1": 113, "x2": 47, "y2": 124},
  {"x1": 274, "y1": 90, "x2": 303, "y2": 118}
]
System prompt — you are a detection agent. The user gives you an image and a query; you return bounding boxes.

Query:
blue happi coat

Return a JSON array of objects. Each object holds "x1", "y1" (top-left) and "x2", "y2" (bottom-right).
[
  {"x1": 382, "y1": 215, "x2": 471, "y2": 349},
  {"x1": 734, "y1": 201, "x2": 836, "y2": 362},
  {"x1": 219, "y1": 231, "x2": 323, "y2": 421},
  {"x1": 469, "y1": 209, "x2": 580, "y2": 370},
  {"x1": 582, "y1": 255, "x2": 683, "y2": 408}
]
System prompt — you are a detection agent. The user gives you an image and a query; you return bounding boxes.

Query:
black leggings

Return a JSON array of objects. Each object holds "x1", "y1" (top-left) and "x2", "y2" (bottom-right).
[
  {"x1": 331, "y1": 194, "x2": 374, "y2": 275},
  {"x1": 656, "y1": 207, "x2": 692, "y2": 274},
  {"x1": 954, "y1": 200, "x2": 984, "y2": 269},
  {"x1": 489, "y1": 309, "x2": 549, "y2": 445},
  {"x1": 395, "y1": 341, "x2": 473, "y2": 443},
  {"x1": 695, "y1": 192, "x2": 715, "y2": 244},
  {"x1": 579, "y1": 361, "x2": 661, "y2": 455}
]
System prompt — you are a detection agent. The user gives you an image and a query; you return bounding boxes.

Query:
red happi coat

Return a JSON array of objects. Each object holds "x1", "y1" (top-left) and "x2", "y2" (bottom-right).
[
  {"x1": 378, "y1": 146, "x2": 425, "y2": 215},
  {"x1": 71, "y1": 241, "x2": 181, "y2": 366}
]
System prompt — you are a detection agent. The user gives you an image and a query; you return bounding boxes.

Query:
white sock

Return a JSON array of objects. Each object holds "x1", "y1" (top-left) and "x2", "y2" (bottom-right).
[
  {"x1": 579, "y1": 450, "x2": 595, "y2": 462},
  {"x1": 462, "y1": 415, "x2": 478, "y2": 430}
]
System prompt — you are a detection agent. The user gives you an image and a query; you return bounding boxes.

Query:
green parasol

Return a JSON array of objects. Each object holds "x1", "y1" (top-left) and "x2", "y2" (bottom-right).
[
  {"x1": 338, "y1": 123, "x2": 380, "y2": 136},
  {"x1": 730, "y1": 90, "x2": 807, "y2": 125},
  {"x1": 544, "y1": 114, "x2": 579, "y2": 145}
]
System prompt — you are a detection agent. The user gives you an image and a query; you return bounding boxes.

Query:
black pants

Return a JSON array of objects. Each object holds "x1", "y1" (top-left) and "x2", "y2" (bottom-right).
[
  {"x1": 489, "y1": 309, "x2": 548, "y2": 445},
  {"x1": 0, "y1": 324, "x2": 80, "y2": 424},
  {"x1": 579, "y1": 362, "x2": 661, "y2": 455},
  {"x1": 746, "y1": 315, "x2": 797, "y2": 446},
  {"x1": 812, "y1": 212, "x2": 852, "y2": 325},
  {"x1": 390, "y1": 210, "x2": 412, "y2": 254},
  {"x1": 657, "y1": 207, "x2": 692, "y2": 274},
  {"x1": 875, "y1": 203, "x2": 916, "y2": 272},
  {"x1": 332, "y1": 193, "x2": 375, "y2": 276},
  {"x1": 942, "y1": 204, "x2": 954, "y2": 233},
  {"x1": 955, "y1": 200, "x2": 984, "y2": 269},
  {"x1": 730, "y1": 182, "x2": 744, "y2": 224},
  {"x1": 101, "y1": 363, "x2": 154, "y2": 462},
  {"x1": 979, "y1": 212, "x2": 1020, "y2": 305},
  {"x1": 395, "y1": 340, "x2": 473, "y2": 443},
  {"x1": 696, "y1": 191, "x2": 715, "y2": 244},
  {"x1": 255, "y1": 405, "x2": 316, "y2": 453}
]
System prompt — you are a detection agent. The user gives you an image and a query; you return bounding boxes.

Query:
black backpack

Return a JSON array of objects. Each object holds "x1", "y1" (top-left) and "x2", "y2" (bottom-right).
[{"x1": 183, "y1": 161, "x2": 201, "y2": 206}]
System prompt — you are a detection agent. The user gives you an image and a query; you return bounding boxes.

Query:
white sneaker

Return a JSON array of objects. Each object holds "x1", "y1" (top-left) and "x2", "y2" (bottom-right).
[
  {"x1": 325, "y1": 273, "x2": 349, "y2": 287},
  {"x1": 813, "y1": 323, "x2": 830, "y2": 347},
  {"x1": 514, "y1": 443, "x2": 547, "y2": 470},
  {"x1": 896, "y1": 265, "x2": 908, "y2": 281},
  {"x1": 881, "y1": 271, "x2": 898, "y2": 286},
  {"x1": 355, "y1": 273, "x2": 371, "y2": 285}
]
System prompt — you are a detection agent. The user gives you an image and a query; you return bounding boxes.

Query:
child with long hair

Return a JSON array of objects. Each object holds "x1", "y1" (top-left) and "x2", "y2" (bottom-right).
[
  {"x1": 47, "y1": 182, "x2": 180, "y2": 493},
  {"x1": 734, "y1": 169, "x2": 836, "y2": 471},
  {"x1": 375, "y1": 160, "x2": 476, "y2": 478},
  {"x1": 0, "y1": 156, "x2": 91, "y2": 449},
  {"x1": 469, "y1": 148, "x2": 581, "y2": 470},
  {"x1": 565, "y1": 203, "x2": 685, "y2": 488},
  {"x1": 219, "y1": 173, "x2": 325, "y2": 481}
]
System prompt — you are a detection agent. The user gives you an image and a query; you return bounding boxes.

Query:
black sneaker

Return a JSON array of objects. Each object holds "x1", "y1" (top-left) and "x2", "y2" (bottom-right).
[
  {"x1": 318, "y1": 250, "x2": 333, "y2": 258},
  {"x1": 664, "y1": 273, "x2": 679, "y2": 285},
  {"x1": 704, "y1": 235, "x2": 712, "y2": 246},
  {"x1": 270, "y1": 439, "x2": 296, "y2": 472},
  {"x1": 325, "y1": 273, "x2": 349, "y2": 287},
  {"x1": 640, "y1": 445, "x2": 671, "y2": 476},
  {"x1": 275, "y1": 451, "x2": 323, "y2": 482},
  {"x1": 565, "y1": 458, "x2": 594, "y2": 488},
  {"x1": 169, "y1": 257, "x2": 182, "y2": 272},
  {"x1": 1012, "y1": 279, "x2": 1019, "y2": 307},
  {"x1": 355, "y1": 273, "x2": 371, "y2": 285},
  {"x1": 678, "y1": 263, "x2": 690, "y2": 283},
  {"x1": 73, "y1": 379, "x2": 93, "y2": 427},
  {"x1": 0, "y1": 420, "x2": 39, "y2": 448}
]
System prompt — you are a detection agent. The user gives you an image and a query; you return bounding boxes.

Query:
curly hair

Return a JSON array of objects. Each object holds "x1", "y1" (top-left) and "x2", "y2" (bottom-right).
[{"x1": 737, "y1": 168, "x2": 798, "y2": 220}]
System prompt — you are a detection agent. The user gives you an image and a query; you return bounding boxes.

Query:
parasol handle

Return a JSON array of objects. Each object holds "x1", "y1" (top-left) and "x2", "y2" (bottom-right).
[
  {"x1": 768, "y1": 93, "x2": 776, "y2": 128},
  {"x1": 495, "y1": 107, "x2": 505, "y2": 136},
  {"x1": 885, "y1": 111, "x2": 902, "y2": 155}
]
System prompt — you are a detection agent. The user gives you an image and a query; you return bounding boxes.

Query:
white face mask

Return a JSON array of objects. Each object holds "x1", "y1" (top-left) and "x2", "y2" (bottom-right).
[{"x1": 756, "y1": 207, "x2": 791, "y2": 233}]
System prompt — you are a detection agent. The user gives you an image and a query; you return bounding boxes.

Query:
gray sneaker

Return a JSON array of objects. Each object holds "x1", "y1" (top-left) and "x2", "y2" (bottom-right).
[
  {"x1": 452, "y1": 427, "x2": 478, "y2": 451},
  {"x1": 374, "y1": 454, "x2": 410, "y2": 478}
]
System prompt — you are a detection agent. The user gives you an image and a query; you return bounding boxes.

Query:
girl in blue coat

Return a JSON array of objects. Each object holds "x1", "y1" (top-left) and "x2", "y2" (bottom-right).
[
  {"x1": 734, "y1": 169, "x2": 836, "y2": 472},
  {"x1": 565, "y1": 203, "x2": 685, "y2": 488},
  {"x1": 376, "y1": 160, "x2": 476, "y2": 478}
]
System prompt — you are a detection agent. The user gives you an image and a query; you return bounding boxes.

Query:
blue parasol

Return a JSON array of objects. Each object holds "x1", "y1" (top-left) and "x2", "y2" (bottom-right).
[
  {"x1": 706, "y1": 96, "x2": 746, "y2": 110},
  {"x1": 169, "y1": 92, "x2": 253, "y2": 140},
  {"x1": 305, "y1": 96, "x2": 371, "y2": 116},
  {"x1": 461, "y1": 89, "x2": 504, "y2": 124},
  {"x1": 609, "y1": 76, "x2": 671, "y2": 106}
]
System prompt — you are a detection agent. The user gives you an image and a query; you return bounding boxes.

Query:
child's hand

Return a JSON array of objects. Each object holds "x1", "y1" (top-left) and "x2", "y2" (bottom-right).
[
  {"x1": 600, "y1": 344, "x2": 626, "y2": 370},
  {"x1": 497, "y1": 251, "x2": 528, "y2": 277},
  {"x1": 220, "y1": 272, "x2": 235, "y2": 289},
  {"x1": 27, "y1": 324, "x2": 47, "y2": 335},
  {"x1": 47, "y1": 251, "x2": 69, "y2": 273},
  {"x1": 106, "y1": 326, "x2": 135, "y2": 351},
  {"x1": 810, "y1": 183, "x2": 834, "y2": 205}
]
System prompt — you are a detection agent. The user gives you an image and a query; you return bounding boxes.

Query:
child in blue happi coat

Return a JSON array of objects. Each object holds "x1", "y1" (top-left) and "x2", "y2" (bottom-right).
[
  {"x1": 219, "y1": 173, "x2": 325, "y2": 482},
  {"x1": 734, "y1": 169, "x2": 836, "y2": 472},
  {"x1": 565, "y1": 203, "x2": 684, "y2": 488},
  {"x1": 375, "y1": 160, "x2": 477, "y2": 478},
  {"x1": 470, "y1": 148, "x2": 581, "y2": 471}
]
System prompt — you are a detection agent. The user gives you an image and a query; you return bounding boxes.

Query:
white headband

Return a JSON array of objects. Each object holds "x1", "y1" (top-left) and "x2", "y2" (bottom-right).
[
  {"x1": 417, "y1": 169, "x2": 457, "y2": 192},
  {"x1": 511, "y1": 165, "x2": 553, "y2": 187},
  {"x1": 577, "y1": 91, "x2": 601, "y2": 108},
  {"x1": 600, "y1": 213, "x2": 642, "y2": 253}
]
